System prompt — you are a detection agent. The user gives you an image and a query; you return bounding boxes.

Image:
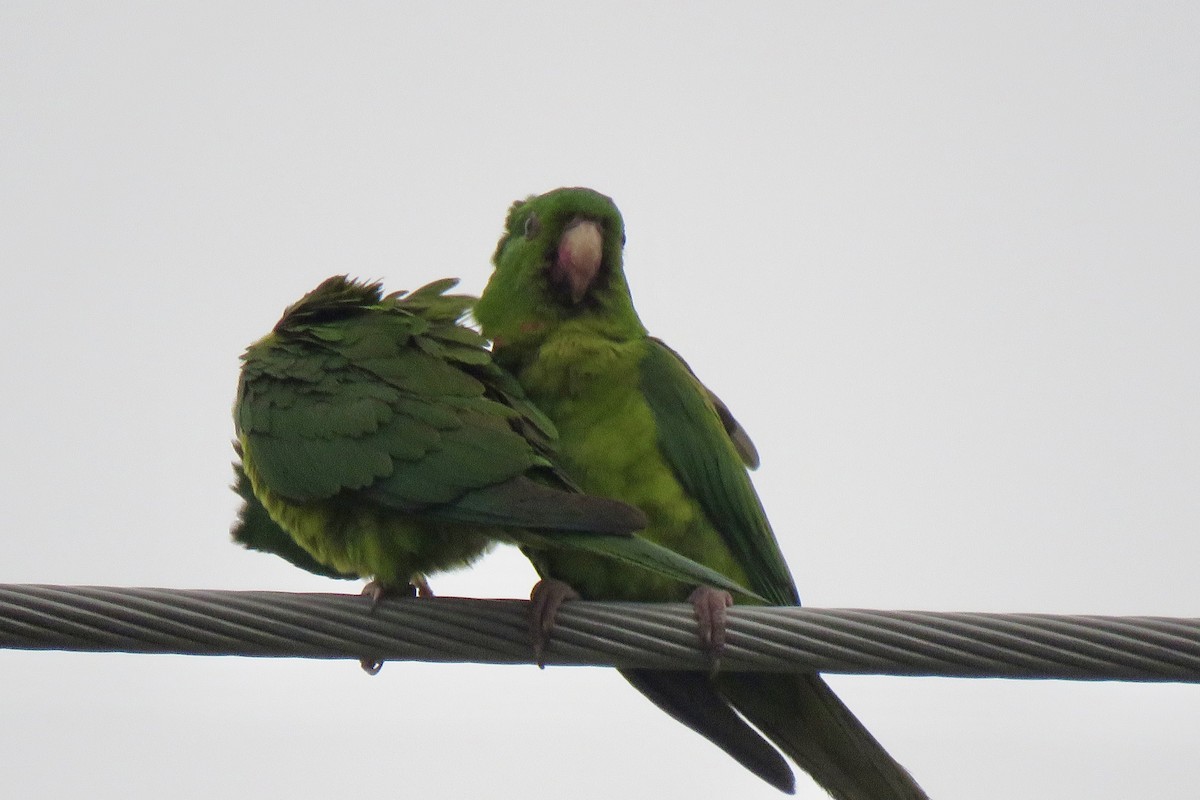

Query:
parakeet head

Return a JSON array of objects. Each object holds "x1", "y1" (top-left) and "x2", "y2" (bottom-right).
[{"x1": 475, "y1": 187, "x2": 646, "y2": 351}]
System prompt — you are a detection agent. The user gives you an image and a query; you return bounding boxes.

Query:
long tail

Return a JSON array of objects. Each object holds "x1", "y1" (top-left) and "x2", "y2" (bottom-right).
[
  {"x1": 623, "y1": 668, "x2": 927, "y2": 799},
  {"x1": 719, "y1": 672, "x2": 928, "y2": 800},
  {"x1": 621, "y1": 669, "x2": 796, "y2": 794}
]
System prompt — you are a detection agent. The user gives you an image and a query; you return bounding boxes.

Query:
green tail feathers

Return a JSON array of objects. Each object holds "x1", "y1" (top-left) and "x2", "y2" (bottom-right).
[
  {"x1": 623, "y1": 669, "x2": 796, "y2": 794},
  {"x1": 230, "y1": 462, "x2": 358, "y2": 580},
  {"x1": 624, "y1": 669, "x2": 927, "y2": 799},
  {"x1": 718, "y1": 673, "x2": 928, "y2": 800}
]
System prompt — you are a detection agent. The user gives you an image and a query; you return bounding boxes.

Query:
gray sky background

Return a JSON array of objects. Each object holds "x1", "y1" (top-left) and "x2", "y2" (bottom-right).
[{"x1": 3, "y1": 4, "x2": 1198, "y2": 798}]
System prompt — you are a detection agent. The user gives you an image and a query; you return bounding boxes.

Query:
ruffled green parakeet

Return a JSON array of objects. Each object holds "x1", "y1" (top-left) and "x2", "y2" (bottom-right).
[
  {"x1": 232, "y1": 275, "x2": 756, "y2": 606},
  {"x1": 474, "y1": 188, "x2": 927, "y2": 799}
]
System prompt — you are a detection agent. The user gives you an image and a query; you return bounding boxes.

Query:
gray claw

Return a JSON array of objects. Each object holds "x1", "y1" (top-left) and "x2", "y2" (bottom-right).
[
  {"x1": 689, "y1": 585, "x2": 733, "y2": 673},
  {"x1": 360, "y1": 580, "x2": 391, "y2": 610},
  {"x1": 529, "y1": 578, "x2": 580, "y2": 669},
  {"x1": 357, "y1": 578, "x2": 430, "y2": 675}
]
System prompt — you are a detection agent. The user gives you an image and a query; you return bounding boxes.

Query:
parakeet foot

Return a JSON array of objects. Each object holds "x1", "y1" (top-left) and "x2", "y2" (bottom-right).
[
  {"x1": 361, "y1": 578, "x2": 432, "y2": 608},
  {"x1": 358, "y1": 579, "x2": 432, "y2": 675},
  {"x1": 361, "y1": 581, "x2": 386, "y2": 608},
  {"x1": 529, "y1": 578, "x2": 580, "y2": 669},
  {"x1": 689, "y1": 585, "x2": 733, "y2": 673}
]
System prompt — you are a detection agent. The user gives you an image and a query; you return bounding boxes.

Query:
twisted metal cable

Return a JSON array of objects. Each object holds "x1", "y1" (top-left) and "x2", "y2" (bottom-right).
[{"x1": 1, "y1": 584, "x2": 1198, "y2": 681}]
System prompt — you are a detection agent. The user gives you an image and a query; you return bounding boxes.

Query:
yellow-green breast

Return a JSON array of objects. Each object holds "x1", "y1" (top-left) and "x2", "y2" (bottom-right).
[{"x1": 513, "y1": 330, "x2": 751, "y2": 601}]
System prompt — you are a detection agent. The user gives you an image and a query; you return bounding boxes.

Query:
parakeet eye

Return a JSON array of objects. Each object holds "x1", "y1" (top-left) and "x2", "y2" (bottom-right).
[{"x1": 523, "y1": 213, "x2": 541, "y2": 239}]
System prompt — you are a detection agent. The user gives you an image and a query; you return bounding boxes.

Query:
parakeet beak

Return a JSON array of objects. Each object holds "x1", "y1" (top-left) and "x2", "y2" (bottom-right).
[{"x1": 553, "y1": 218, "x2": 604, "y2": 304}]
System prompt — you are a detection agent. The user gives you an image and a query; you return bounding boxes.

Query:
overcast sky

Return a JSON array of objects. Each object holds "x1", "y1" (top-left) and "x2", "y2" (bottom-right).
[{"x1": 2, "y1": 3, "x2": 1198, "y2": 798}]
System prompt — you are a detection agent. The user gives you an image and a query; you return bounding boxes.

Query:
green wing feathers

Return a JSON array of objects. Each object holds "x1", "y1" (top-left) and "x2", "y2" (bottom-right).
[
  {"x1": 639, "y1": 339, "x2": 798, "y2": 606},
  {"x1": 640, "y1": 340, "x2": 927, "y2": 798},
  {"x1": 650, "y1": 337, "x2": 760, "y2": 469},
  {"x1": 236, "y1": 276, "x2": 542, "y2": 509},
  {"x1": 233, "y1": 275, "x2": 761, "y2": 596}
]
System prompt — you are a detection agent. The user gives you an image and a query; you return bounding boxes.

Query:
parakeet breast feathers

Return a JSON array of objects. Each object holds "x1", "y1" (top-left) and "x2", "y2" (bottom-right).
[{"x1": 509, "y1": 330, "x2": 752, "y2": 601}]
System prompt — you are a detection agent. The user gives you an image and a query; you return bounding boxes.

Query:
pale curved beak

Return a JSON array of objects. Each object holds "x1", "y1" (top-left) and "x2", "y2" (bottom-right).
[{"x1": 554, "y1": 218, "x2": 603, "y2": 304}]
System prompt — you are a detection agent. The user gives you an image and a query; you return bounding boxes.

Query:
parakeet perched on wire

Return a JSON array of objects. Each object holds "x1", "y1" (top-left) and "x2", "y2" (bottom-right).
[
  {"x1": 233, "y1": 275, "x2": 756, "y2": 607},
  {"x1": 474, "y1": 187, "x2": 927, "y2": 799}
]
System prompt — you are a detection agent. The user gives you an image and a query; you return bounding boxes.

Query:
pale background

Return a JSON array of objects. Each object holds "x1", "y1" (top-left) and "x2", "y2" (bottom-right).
[{"x1": 3, "y1": 3, "x2": 1198, "y2": 798}]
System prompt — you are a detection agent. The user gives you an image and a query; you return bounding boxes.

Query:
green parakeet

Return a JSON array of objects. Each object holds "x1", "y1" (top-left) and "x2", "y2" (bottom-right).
[
  {"x1": 233, "y1": 275, "x2": 759, "y2": 604},
  {"x1": 474, "y1": 188, "x2": 927, "y2": 799}
]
